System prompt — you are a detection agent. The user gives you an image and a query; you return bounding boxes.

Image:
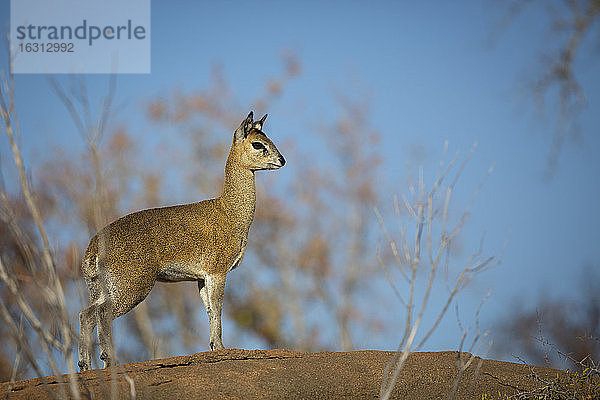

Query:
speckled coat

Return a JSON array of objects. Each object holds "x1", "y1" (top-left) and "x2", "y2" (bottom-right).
[
  {"x1": 81, "y1": 160, "x2": 256, "y2": 317},
  {"x1": 78, "y1": 112, "x2": 285, "y2": 371}
]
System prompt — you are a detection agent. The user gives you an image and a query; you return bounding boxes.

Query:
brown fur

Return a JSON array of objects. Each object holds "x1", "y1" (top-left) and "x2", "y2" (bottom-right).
[{"x1": 78, "y1": 112, "x2": 285, "y2": 371}]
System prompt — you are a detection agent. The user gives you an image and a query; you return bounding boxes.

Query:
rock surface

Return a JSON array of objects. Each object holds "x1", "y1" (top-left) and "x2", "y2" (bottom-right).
[{"x1": 0, "y1": 349, "x2": 577, "y2": 399}]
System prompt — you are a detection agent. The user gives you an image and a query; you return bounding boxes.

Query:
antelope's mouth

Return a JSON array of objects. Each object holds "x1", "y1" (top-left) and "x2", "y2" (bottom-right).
[{"x1": 267, "y1": 155, "x2": 285, "y2": 169}]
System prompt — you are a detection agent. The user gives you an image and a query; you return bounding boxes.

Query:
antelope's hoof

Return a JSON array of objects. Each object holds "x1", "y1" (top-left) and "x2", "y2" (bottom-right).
[
  {"x1": 100, "y1": 352, "x2": 113, "y2": 367},
  {"x1": 78, "y1": 360, "x2": 89, "y2": 371}
]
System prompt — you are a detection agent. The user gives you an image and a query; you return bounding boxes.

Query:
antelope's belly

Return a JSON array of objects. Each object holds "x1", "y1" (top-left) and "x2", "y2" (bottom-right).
[{"x1": 156, "y1": 261, "x2": 205, "y2": 282}]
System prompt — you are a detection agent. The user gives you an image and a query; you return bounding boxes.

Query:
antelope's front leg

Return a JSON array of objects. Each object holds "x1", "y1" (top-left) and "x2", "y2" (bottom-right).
[{"x1": 199, "y1": 274, "x2": 226, "y2": 350}]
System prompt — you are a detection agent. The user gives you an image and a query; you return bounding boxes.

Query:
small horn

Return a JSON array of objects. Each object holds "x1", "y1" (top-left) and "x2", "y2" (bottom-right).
[{"x1": 253, "y1": 113, "x2": 268, "y2": 131}]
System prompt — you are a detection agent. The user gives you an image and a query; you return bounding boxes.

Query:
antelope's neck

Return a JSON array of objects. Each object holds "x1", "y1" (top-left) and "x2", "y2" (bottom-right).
[{"x1": 219, "y1": 158, "x2": 256, "y2": 230}]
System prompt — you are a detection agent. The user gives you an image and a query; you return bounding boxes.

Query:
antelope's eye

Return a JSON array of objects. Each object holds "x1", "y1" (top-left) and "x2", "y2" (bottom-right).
[{"x1": 252, "y1": 142, "x2": 265, "y2": 150}]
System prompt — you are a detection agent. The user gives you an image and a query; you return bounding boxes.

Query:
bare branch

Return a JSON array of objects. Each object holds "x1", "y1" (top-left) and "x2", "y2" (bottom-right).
[
  {"x1": 1, "y1": 69, "x2": 79, "y2": 398},
  {"x1": 379, "y1": 143, "x2": 501, "y2": 399}
]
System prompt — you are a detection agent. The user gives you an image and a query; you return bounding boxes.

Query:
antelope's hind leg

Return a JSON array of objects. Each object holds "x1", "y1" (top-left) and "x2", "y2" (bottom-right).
[
  {"x1": 78, "y1": 301, "x2": 98, "y2": 371},
  {"x1": 97, "y1": 299, "x2": 115, "y2": 368}
]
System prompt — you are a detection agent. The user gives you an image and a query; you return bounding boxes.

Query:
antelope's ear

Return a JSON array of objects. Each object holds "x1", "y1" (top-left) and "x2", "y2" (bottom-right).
[
  {"x1": 234, "y1": 111, "x2": 254, "y2": 142},
  {"x1": 253, "y1": 113, "x2": 268, "y2": 131}
]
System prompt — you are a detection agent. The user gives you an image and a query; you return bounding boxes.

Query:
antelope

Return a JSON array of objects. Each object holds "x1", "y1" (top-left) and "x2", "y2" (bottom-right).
[{"x1": 78, "y1": 112, "x2": 285, "y2": 371}]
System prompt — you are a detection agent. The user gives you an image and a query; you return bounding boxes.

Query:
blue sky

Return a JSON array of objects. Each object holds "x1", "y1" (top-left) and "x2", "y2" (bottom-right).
[{"x1": 1, "y1": 1, "x2": 599, "y2": 362}]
